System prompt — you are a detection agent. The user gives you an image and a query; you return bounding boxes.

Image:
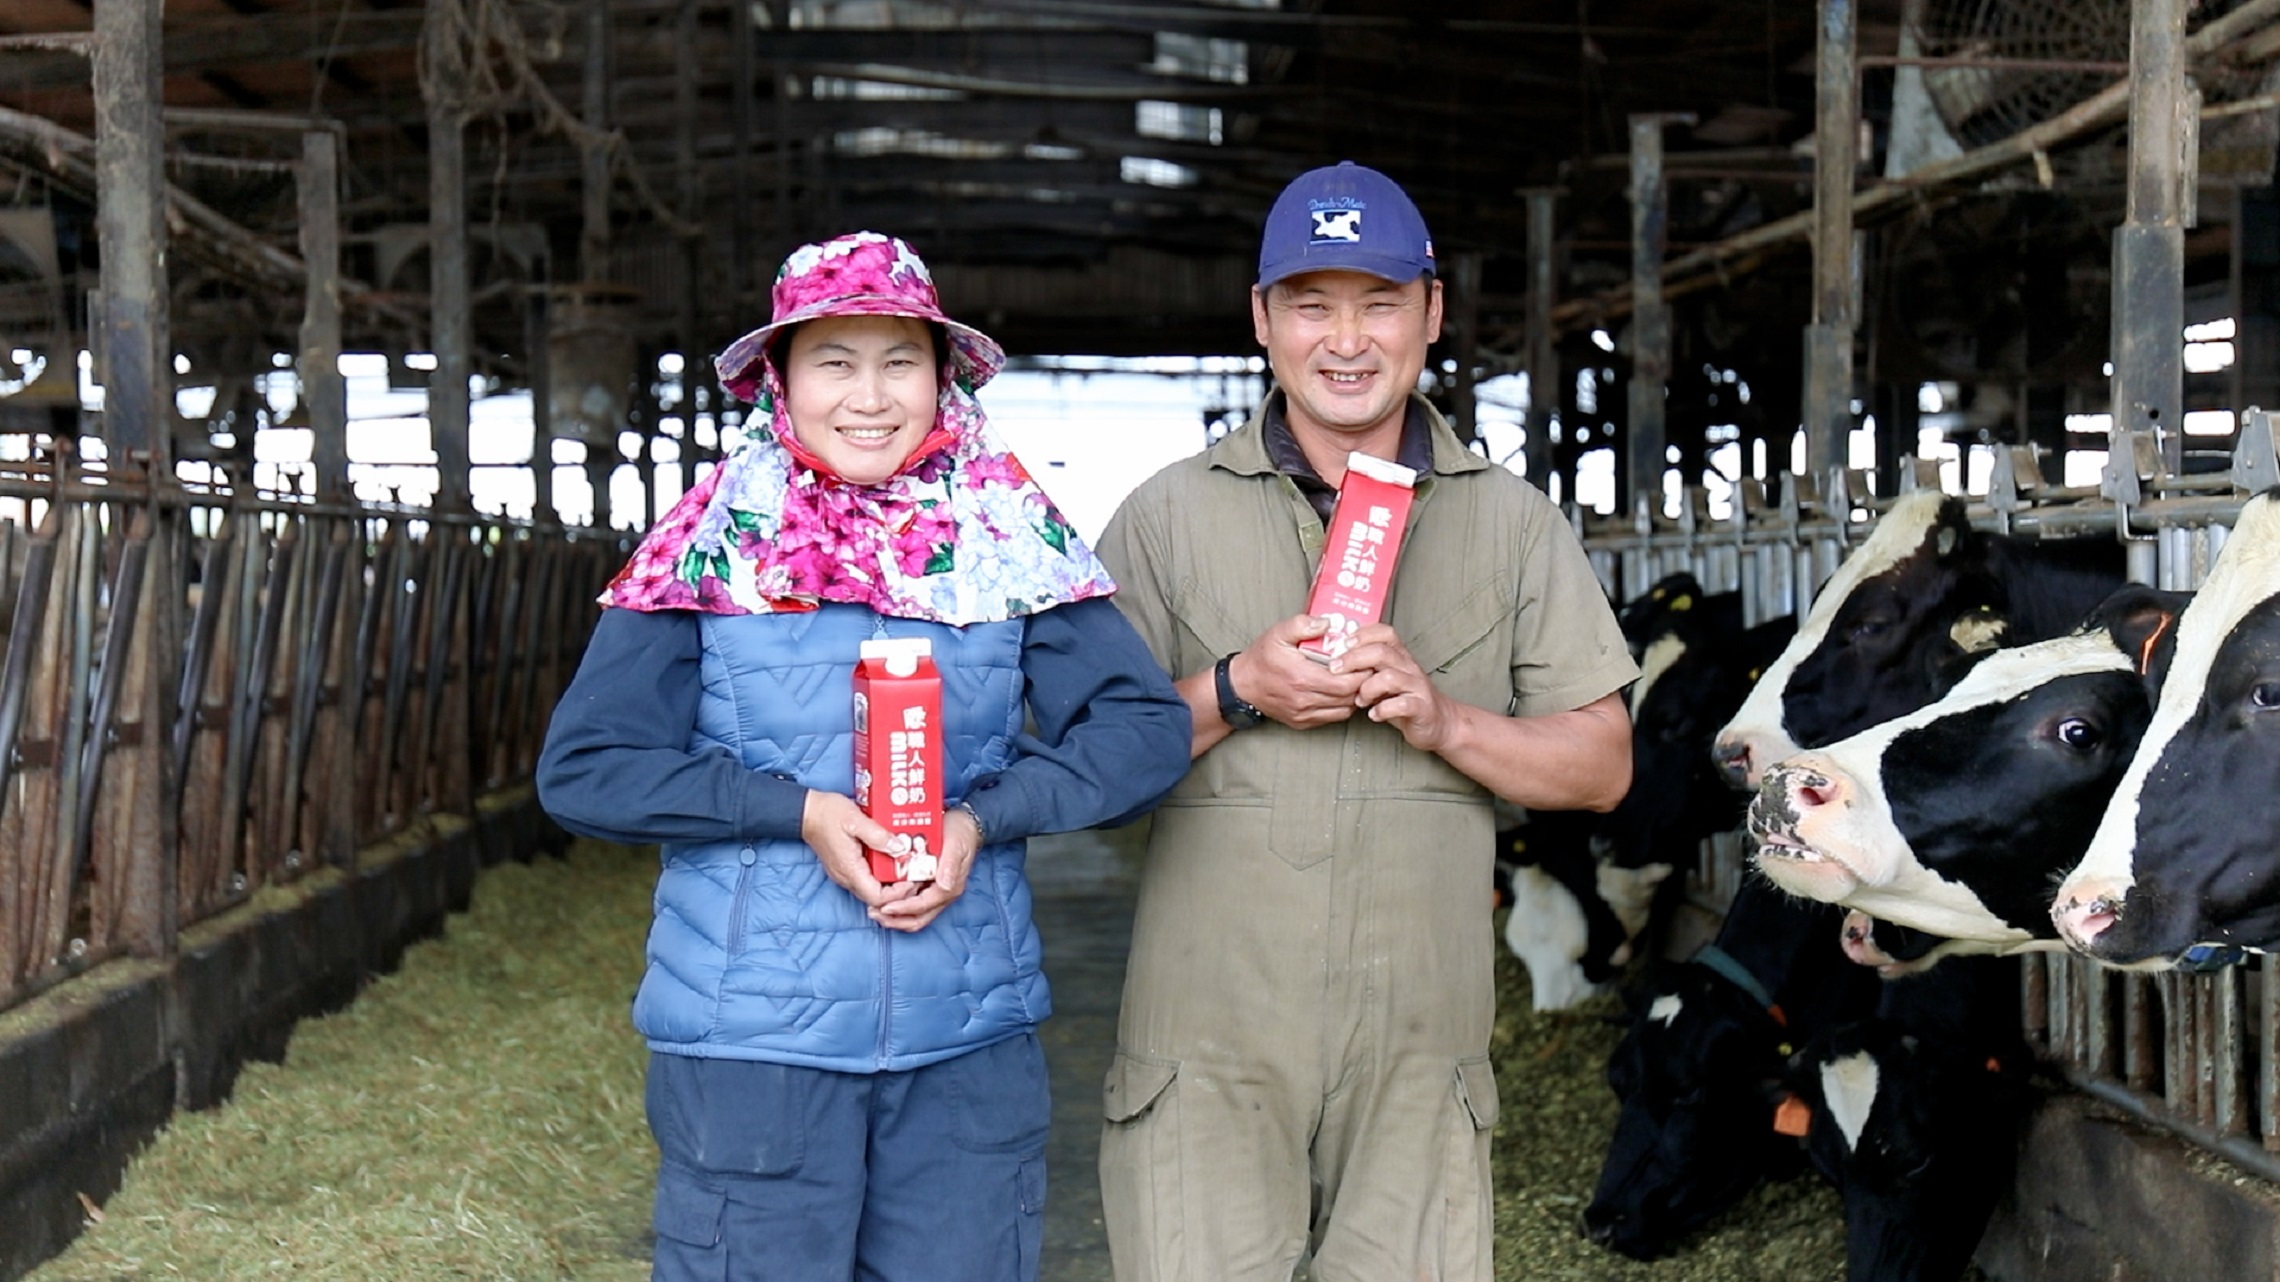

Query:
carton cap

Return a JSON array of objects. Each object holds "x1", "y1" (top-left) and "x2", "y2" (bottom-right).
[
  {"x1": 1344, "y1": 451, "x2": 1418, "y2": 489},
  {"x1": 859, "y1": 636, "x2": 934, "y2": 678}
]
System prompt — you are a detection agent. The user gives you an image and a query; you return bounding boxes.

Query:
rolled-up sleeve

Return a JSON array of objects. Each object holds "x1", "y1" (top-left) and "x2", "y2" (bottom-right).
[
  {"x1": 960, "y1": 596, "x2": 1192, "y2": 843},
  {"x1": 536, "y1": 607, "x2": 807, "y2": 846}
]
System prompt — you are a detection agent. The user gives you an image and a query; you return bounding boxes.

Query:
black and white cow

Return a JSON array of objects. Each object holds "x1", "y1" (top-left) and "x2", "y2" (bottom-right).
[
  {"x1": 1496, "y1": 814, "x2": 1651, "y2": 1011},
  {"x1": 1787, "y1": 953, "x2": 2033, "y2": 1282},
  {"x1": 1583, "y1": 874, "x2": 1880, "y2": 1257},
  {"x1": 2055, "y1": 490, "x2": 2280, "y2": 964},
  {"x1": 1715, "y1": 490, "x2": 2128, "y2": 790},
  {"x1": 1501, "y1": 579, "x2": 1790, "y2": 1010},
  {"x1": 1746, "y1": 588, "x2": 2184, "y2": 955}
]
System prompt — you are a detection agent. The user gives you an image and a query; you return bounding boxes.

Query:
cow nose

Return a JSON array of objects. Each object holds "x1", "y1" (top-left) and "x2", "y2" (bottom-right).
[
  {"x1": 1713, "y1": 738, "x2": 1753, "y2": 790},
  {"x1": 1769, "y1": 761, "x2": 1846, "y2": 813},
  {"x1": 1840, "y1": 911, "x2": 1894, "y2": 967},
  {"x1": 1581, "y1": 1210, "x2": 1622, "y2": 1247},
  {"x1": 2052, "y1": 880, "x2": 2125, "y2": 950}
]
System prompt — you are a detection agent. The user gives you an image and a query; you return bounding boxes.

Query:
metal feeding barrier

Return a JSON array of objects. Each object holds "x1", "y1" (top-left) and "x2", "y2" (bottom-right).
[
  {"x1": 1577, "y1": 410, "x2": 2280, "y2": 1182},
  {"x1": 0, "y1": 456, "x2": 625, "y2": 1016}
]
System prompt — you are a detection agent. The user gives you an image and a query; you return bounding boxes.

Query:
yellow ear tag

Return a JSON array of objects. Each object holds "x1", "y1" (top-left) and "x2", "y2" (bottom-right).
[{"x1": 1670, "y1": 595, "x2": 1692, "y2": 612}]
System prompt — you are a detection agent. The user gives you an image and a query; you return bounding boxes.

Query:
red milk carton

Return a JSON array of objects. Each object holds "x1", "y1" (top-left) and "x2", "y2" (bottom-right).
[
  {"x1": 1299, "y1": 451, "x2": 1419, "y2": 662},
  {"x1": 852, "y1": 637, "x2": 945, "y2": 884}
]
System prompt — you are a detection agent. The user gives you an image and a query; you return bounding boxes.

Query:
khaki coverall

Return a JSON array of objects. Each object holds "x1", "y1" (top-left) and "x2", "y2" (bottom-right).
[{"x1": 1095, "y1": 396, "x2": 1638, "y2": 1282}]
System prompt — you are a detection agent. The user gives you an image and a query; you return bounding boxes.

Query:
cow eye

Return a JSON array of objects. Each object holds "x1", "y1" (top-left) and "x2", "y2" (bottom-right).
[
  {"x1": 2252, "y1": 682, "x2": 2280, "y2": 711},
  {"x1": 1848, "y1": 616, "x2": 1896, "y2": 642},
  {"x1": 2055, "y1": 718, "x2": 2102, "y2": 750}
]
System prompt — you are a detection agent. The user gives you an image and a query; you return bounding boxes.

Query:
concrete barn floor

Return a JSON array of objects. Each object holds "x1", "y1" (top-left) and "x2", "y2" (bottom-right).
[{"x1": 26, "y1": 824, "x2": 1893, "y2": 1282}]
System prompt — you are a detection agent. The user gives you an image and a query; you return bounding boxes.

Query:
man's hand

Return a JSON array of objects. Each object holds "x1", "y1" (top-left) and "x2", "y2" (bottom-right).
[
  {"x1": 1333, "y1": 623, "x2": 1459, "y2": 752},
  {"x1": 1232, "y1": 614, "x2": 1370, "y2": 729},
  {"x1": 801, "y1": 790, "x2": 919, "y2": 911},
  {"x1": 870, "y1": 805, "x2": 983, "y2": 933}
]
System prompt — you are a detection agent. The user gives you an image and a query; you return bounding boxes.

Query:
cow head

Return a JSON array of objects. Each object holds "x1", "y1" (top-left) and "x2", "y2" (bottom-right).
[
  {"x1": 1602, "y1": 613, "x2": 1795, "y2": 878},
  {"x1": 1715, "y1": 492, "x2": 2009, "y2": 790},
  {"x1": 1583, "y1": 962, "x2": 1799, "y2": 1257},
  {"x1": 1747, "y1": 615, "x2": 2165, "y2": 950},
  {"x1": 1789, "y1": 1013, "x2": 2031, "y2": 1282},
  {"x1": 2055, "y1": 491, "x2": 2280, "y2": 964}
]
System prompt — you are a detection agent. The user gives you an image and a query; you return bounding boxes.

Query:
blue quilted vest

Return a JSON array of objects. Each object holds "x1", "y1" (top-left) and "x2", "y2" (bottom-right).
[{"x1": 631, "y1": 603, "x2": 1047, "y2": 1071}]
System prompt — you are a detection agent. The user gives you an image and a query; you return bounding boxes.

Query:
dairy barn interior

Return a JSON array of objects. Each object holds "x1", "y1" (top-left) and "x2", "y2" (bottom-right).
[{"x1": 4, "y1": 0, "x2": 2280, "y2": 1278}]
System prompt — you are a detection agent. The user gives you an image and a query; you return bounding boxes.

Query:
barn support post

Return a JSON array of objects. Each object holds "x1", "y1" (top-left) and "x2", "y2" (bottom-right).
[
  {"x1": 1448, "y1": 252, "x2": 1482, "y2": 445},
  {"x1": 297, "y1": 129, "x2": 348, "y2": 504},
  {"x1": 1524, "y1": 189, "x2": 1560, "y2": 495},
  {"x1": 580, "y1": 0, "x2": 613, "y2": 288},
  {"x1": 422, "y1": 2, "x2": 473, "y2": 513},
  {"x1": 91, "y1": 0, "x2": 169, "y2": 472},
  {"x1": 2111, "y1": 0, "x2": 2192, "y2": 479},
  {"x1": 524, "y1": 285, "x2": 555, "y2": 523},
  {"x1": 675, "y1": 0, "x2": 701, "y2": 500},
  {"x1": 2233, "y1": 186, "x2": 2279, "y2": 421},
  {"x1": 1804, "y1": 0, "x2": 1859, "y2": 493},
  {"x1": 731, "y1": 0, "x2": 757, "y2": 301},
  {"x1": 1628, "y1": 113, "x2": 1690, "y2": 519}
]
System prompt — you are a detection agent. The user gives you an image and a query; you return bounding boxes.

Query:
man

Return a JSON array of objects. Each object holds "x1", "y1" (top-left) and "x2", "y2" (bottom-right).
[{"x1": 1094, "y1": 161, "x2": 1638, "y2": 1281}]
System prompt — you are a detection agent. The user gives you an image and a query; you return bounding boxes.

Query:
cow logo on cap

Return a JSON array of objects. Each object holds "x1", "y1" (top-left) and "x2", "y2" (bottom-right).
[{"x1": 1310, "y1": 199, "x2": 1365, "y2": 244}]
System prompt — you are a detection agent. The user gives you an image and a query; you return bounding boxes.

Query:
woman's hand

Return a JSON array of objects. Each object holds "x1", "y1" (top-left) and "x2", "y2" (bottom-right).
[
  {"x1": 801, "y1": 790, "x2": 919, "y2": 911},
  {"x1": 869, "y1": 805, "x2": 983, "y2": 933}
]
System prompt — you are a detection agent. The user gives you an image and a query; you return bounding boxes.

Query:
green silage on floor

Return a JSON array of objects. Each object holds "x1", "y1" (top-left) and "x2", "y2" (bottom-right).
[
  {"x1": 31, "y1": 838, "x2": 1939, "y2": 1281},
  {"x1": 29, "y1": 841, "x2": 659, "y2": 1282}
]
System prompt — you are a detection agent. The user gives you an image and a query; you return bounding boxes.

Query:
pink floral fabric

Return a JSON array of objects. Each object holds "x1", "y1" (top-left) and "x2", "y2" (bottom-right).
[{"x1": 599, "y1": 232, "x2": 1116, "y2": 624}]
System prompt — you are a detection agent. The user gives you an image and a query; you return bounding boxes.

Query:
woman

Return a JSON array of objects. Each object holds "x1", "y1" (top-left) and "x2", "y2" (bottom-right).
[{"x1": 537, "y1": 231, "x2": 1190, "y2": 1281}]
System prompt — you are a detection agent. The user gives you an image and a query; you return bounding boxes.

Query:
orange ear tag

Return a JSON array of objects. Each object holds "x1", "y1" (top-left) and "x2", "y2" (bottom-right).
[{"x1": 1773, "y1": 1093, "x2": 1812, "y2": 1138}]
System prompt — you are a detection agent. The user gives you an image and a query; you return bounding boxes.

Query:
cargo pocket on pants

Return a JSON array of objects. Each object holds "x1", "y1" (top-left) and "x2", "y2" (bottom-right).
[
  {"x1": 1442, "y1": 1057, "x2": 1501, "y2": 1282},
  {"x1": 650, "y1": 1165, "x2": 728, "y2": 1282},
  {"x1": 1099, "y1": 1051, "x2": 1182, "y2": 1281}
]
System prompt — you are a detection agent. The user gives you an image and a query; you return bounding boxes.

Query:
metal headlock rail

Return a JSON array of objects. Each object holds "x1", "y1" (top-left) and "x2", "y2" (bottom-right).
[
  {"x1": 1579, "y1": 409, "x2": 2280, "y2": 1185},
  {"x1": 0, "y1": 457, "x2": 626, "y2": 1016}
]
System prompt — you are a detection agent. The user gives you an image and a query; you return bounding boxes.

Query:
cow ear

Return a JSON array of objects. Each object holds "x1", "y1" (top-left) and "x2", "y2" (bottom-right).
[{"x1": 2096, "y1": 586, "x2": 2191, "y2": 691}]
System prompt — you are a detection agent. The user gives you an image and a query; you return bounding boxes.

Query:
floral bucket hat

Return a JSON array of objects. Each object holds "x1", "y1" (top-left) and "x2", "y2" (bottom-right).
[
  {"x1": 599, "y1": 231, "x2": 1114, "y2": 625},
  {"x1": 714, "y1": 231, "x2": 1007, "y2": 402}
]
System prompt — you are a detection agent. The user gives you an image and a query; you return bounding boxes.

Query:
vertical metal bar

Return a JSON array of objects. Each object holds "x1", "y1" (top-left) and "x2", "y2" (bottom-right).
[
  {"x1": 297, "y1": 130, "x2": 348, "y2": 504},
  {"x1": 425, "y1": 3, "x2": 473, "y2": 514},
  {"x1": 1627, "y1": 114, "x2": 1682, "y2": 518},
  {"x1": 675, "y1": 0, "x2": 702, "y2": 500},
  {"x1": 770, "y1": 0, "x2": 793, "y2": 248},
  {"x1": 92, "y1": 0, "x2": 170, "y2": 473},
  {"x1": 2264, "y1": 960, "x2": 2280, "y2": 1149},
  {"x1": 582, "y1": 0, "x2": 614, "y2": 285},
  {"x1": 2087, "y1": 954, "x2": 2115, "y2": 1076},
  {"x1": 2217, "y1": 965, "x2": 2244, "y2": 1135},
  {"x1": 1523, "y1": 189, "x2": 1559, "y2": 492},
  {"x1": 526, "y1": 286, "x2": 555, "y2": 522},
  {"x1": 2022, "y1": 953, "x2": 2049, "y2": 1052},
  {"x1": 2112, "y1": 0, "x2": 2189, "y2": 474},
  {"x1": 1448, "y1": 252, "x2": 1482, "y2": 445},
  {"x1": 2127, "y1": 972, "x2": 2156, "y2": 1092},
  {"x1": 1803, "y1": 0, "x2": 1858, "y2": 485},
  {"x1": 731, "y1": 0, "x2": 756, "y2": 297}
]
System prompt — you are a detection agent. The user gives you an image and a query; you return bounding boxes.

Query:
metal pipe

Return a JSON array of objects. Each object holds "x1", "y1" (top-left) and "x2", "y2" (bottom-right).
[
  {"x1": 92, "y1": 0, "x2": 169, "y2": 472},
  {"x1": 297, "y1": 130, "x2": 348, "y2": 504},
  {"x1": 1804, "y1": 0, "x2": 1859, "y2": 484},
  {"x1": 1524, "y1": 189, "x2": 1560, "y2": 494},
  {"x1": 581, "y1": 0, "x2": 614, "y2": 284},
  {"x1": 2112, "y1": 0, "x2": 2191, "y2": 477},
  {"x1": 1627, "y1": 113, "x2": 1690, "y2": 518},
  {"x1": 424, "y1": 3, "x2": 473, "y2": 513}
]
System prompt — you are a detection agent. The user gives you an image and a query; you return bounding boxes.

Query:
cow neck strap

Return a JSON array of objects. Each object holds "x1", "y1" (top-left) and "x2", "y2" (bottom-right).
[{"x1": 1692, "y1": 944, "x2": 1787, "y2": 1027}]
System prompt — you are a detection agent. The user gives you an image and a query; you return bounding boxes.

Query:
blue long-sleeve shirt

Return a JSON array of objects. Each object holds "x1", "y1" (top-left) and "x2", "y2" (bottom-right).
[{"x1": 536, "y1": 596, "x2": 1190, "y2": 847}]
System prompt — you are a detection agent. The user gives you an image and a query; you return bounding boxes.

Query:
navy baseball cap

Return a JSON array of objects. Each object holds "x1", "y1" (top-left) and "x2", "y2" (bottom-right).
[{"x1": 1257, "y1": 161, "x2": 1435, "y2": 289}]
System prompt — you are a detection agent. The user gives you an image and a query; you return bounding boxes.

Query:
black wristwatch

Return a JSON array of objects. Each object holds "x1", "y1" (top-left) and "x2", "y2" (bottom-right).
[{"x1": 1215, "y1": 653, "x2": 1266, "y2": 730}]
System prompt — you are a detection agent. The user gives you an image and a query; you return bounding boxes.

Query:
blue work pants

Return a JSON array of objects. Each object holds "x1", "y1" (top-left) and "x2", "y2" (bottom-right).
[{"x1": 646, "y1": 1034, "x2": 1049, "y2": 1282}]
